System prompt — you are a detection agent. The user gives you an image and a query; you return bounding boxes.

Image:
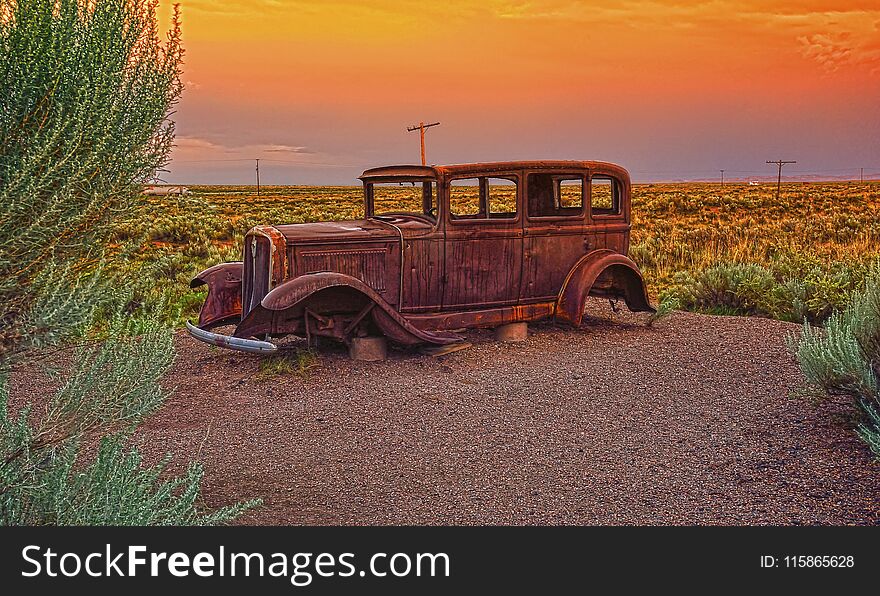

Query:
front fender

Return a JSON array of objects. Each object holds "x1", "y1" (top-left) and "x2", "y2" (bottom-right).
[
  {"x1": 190, "y1": 262, "x2": 243, "y2": 329},
  {"x1": 556, "y1": 250, "x2": 654, "y2": 326},
  {"x1": 235, "y1": 272, "x2": 462, "y2": 346}
]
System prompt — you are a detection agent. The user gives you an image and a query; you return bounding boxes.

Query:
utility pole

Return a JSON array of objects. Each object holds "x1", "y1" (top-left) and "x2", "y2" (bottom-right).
[
  {"x1": 766, "y1": 160, "x2": 796, "y2": 201},
  {"x1": 720, "y1": 169, "x2": 724, "y2": 187},
  {"x1": 406, "y1": 121, "x2": 440, "y2": 166},
  {"x1": 255, "y1": 159, "x2": 261, "y2": 197},
  {"x1": 860, "y1": 167, "x2": 864, "y2": 183}
]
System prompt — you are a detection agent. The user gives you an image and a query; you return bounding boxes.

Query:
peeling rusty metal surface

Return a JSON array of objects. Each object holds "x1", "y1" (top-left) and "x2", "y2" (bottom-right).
[
  {"x1": 407, "y1": 302, "x2": 556, "y2": 331},
  {"x1": 236, "y1": 272, "x2": 461, "y2": 346},
  {"x1": 190, "y1": 262, "x2": 243, "y2": 329},
  {"x1": 188, "y1": 160, "x2": 652, "y2": 353},
  {"x1": 250, "y1": 225, "x2": 287, "y2": 289},
  {"x1": 276, "y1": 219, "x2": 398, "y2": 244},
  {"x1": 556, "y1": 249, "x2": 655, "y2": 327}
]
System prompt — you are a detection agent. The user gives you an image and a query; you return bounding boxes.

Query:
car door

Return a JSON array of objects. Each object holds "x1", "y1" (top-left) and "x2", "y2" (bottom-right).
[
  {"x1": 521, "y1": 170, "x2": 588, "y2": 302},
  {"x1": 442, "y1": 173, "x2": 523, "y2": 309},
  {"x1": 398, "y1": 181, "x2": 444, "y2": 312}
]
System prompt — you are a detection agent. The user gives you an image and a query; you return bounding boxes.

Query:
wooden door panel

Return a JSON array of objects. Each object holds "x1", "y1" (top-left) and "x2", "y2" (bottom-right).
[{"x1": 443, "y1": 236, "x2": 522, "y2": 308}]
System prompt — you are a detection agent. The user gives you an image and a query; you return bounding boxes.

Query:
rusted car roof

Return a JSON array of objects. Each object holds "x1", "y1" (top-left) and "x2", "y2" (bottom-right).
[
  {"x1": 359, "y1": 160, "x2": 631, "y2": 180},
  {"x1": 359, "y1": 165, "x2": 437, "y2": 180}
]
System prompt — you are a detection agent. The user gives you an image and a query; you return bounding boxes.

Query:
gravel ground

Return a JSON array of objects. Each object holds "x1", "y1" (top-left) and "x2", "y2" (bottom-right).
[{"x1": 11, "y1": 311, "x2": 880, "y2": 524}]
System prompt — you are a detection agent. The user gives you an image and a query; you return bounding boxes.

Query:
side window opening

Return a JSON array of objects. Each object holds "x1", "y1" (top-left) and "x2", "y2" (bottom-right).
[
  {"x1": 450, "y1": 176, "x2": 517, "y2": 220},
  {"x1": 591, "y1": 176, "x2": 621, "y2": 216},
  {"x1": 449, "y1": 178, "x2": 482, "y2": 218},
  {"x1": 488, "y1": 177, "x2": 516, "y2": 218},
  {"x1": 527, "y1": 173, "x2": 583, "y2": 217},
  {"x1": 557, "y1": 178, "x2": 583, "y2": 209}
]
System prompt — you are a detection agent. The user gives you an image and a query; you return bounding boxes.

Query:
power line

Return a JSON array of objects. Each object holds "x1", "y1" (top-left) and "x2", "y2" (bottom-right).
[
  {"x1": 171, "y1": 158, "x2": 255, "y2": 163},
  {"x1": 174, "y1": 158, "x2": 360, "y2": 167},
  {"x1": 169, "y1": 158, "x2": 874, "y2": 175},
  {"x1": 259, "y1": 159, "x2": 359, "y2": 167}
]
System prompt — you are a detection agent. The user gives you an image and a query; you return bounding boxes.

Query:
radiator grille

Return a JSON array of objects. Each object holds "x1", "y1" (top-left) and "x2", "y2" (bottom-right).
[{"x1": 242, "y1": 236, "x2": 271, "y2": 317}]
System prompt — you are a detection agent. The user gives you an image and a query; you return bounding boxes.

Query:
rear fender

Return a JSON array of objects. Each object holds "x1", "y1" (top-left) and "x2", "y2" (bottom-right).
[
  {"x1": 556, "y1": 250, "x2": 654, "y2": 326},
  {"x1": 235, "y1": 272, "x2": 462, "y2": 346},
  {"x1": 190, "y1": 262, "x2": 243, "y2": 329}
]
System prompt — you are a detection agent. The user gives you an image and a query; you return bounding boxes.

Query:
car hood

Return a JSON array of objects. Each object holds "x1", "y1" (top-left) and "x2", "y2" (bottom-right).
[{"x1": 274, "y1": 219, "x2": 400, "y2": 244}]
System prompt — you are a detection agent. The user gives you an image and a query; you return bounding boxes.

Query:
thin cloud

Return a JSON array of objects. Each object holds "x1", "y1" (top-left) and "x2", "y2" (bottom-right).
[
  {"x1": 260, "y1": 144, "x2": 312, "y2": 154},
  {"x1": 798, "y1": 33, "x2": 854, "y2": 72},
  {"x1": 798, "y1": 28, "x2": 880, "y2": 74},
  {"x1": 174, "y1": 137, "x2": 312, "y2": 154},
  {"x1": 174, "y1": 136, "x2": 228, "y2": 152},
  {"x1": 181, "y1": 0, "x2": 287, "y2": 17}
]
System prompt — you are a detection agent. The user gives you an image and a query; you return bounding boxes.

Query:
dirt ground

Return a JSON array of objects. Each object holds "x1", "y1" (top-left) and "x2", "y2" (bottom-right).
[{"x1": 13, "y1": 311, "x2": 880, "y2": 525}]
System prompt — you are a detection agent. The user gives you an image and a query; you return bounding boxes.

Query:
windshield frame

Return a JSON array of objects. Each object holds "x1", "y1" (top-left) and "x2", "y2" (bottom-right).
[{"x1": 364, "y1": 176, "x2": 439, "y2": 218}]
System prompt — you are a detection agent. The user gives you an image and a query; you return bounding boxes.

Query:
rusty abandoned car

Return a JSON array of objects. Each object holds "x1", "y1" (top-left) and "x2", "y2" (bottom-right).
[{"x1": 186, "y1": 161, "x2": 654, "y2": 356}]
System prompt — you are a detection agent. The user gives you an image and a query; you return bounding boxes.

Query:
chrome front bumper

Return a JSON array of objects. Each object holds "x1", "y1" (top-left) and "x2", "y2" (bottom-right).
[{"x1": 185, "y1": 321, "x2": 278, "y2": 354}]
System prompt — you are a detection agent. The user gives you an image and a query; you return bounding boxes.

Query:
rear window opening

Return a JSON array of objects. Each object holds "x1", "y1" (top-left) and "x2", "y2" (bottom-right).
[{"x1": 591, "y1": 176, "x2": 621, "y2": 216}]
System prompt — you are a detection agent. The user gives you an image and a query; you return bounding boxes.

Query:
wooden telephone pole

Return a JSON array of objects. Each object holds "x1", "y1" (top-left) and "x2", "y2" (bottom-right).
[
  {"x1": 255, "y1": 159, "x2": 261, "y2": 197},
  {"x1": 720, "y1": 169, "x2": 725, "y2": 187},
  {"x1": 766, "y1": 159, "x2": 796, "y2": 200},
  {"x1": 406, "y1": 121, "x2": 440, "y2": 166}
]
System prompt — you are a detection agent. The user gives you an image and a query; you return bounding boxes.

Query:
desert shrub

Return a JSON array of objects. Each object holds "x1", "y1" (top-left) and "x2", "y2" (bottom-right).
[
  {"x1": 0, "y1": 318, "x2": 259, "y2": 525},
  {"x1": 629, "y1": 182, "x2": 880, "y2": 324},
  {"x1": 646, "y1": 295, "x2": 680, "y2": 326},
  {"x1": 21, "y1": 435, "x2": 254, "y2": 526},
  {"x1": 661, "y1": 258, "x2": 869, "y2": 324},
  {"x1": 662, "y1": 263, "x2": 776, "y2": 316},
  {"x1": 0, "y1": 0, "x2": 256, "y2": 524},
  {"x1": 0, "y1": 0, "x2": 185, "y2": 356},
  {"x1": 790, "y1": 266, "x2": 880, "y2": 457}
]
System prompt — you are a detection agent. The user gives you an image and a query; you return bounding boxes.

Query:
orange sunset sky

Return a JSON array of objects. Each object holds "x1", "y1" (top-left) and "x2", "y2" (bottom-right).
[{"x1": 158, "y1": 1, "x2": 880, "y2": 184}]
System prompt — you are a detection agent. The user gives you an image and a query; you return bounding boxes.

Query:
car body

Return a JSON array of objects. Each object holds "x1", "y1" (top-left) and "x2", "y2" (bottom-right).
[{"x1": 187, "y1": 160, "x2": 654, "y2": 353}]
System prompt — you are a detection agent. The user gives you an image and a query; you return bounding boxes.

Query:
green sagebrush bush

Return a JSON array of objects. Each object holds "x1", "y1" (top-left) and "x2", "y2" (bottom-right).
[
  {"x1": 12, "y1": 435, "x2": 255, "y2": 525},
  {"x1": 0, "y1": 0, "x2": 185, "y2": 356},
  {"x1": 0, "y1": 318, "x2": 258, "y2": 525},
  {"x1": 664, "y1": 263, "x2": 775, "y2": 316},
  {"x1": 662, "y1": 258, "x2": 866, "y2": 324},
  {"x1": 789, "y1": 266, "x2": 880, "y2": 458},
  {"x1": 0, "y1": 0, "x2": 258, "y2": 524}
]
